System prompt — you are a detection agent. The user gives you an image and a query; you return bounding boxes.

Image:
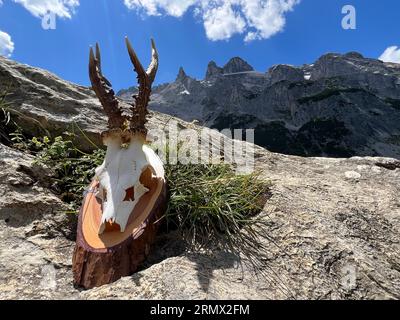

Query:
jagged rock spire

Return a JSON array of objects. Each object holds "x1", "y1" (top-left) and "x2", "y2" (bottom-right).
[
  {"x1": 205, "y1": 61, "x2": 223, "y2": 80},
  {"x1": 176, "y1": 66, "x2": 188, "y2": 82},
  {"x1": 205, "y1": 57, "x2": 254, "y2": 80}
]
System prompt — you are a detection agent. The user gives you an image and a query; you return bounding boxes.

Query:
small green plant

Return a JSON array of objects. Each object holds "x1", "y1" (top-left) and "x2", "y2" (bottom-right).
[
  {"x1": 0, "y1": 90, "x2": 12, "y2": 143},
  {"x1": 31, "y1": 135, "x2": 105, "y2": 209}
]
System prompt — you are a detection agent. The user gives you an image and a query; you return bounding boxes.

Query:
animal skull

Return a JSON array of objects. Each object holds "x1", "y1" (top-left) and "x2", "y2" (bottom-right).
[{"x1": 89, "y1": 37, "x2": 163, "y2": 234}]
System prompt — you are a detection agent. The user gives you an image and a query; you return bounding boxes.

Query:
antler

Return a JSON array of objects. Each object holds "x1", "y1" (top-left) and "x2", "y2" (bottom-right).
[
  {"x1": 89, "y1": 43, "x2": 125, "y2": 130},
  {"x1": 126, "y1": 37, "x2": 159, "y2": 134},
  {"x1": 89, "y1": 38, "x2": 159, "y2": 135}
]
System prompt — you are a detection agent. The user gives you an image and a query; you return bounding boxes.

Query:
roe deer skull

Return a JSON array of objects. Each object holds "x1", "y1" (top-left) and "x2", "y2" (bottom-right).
[{"x1": 89, "y1": 37, "x2": 164, "y2": 234}]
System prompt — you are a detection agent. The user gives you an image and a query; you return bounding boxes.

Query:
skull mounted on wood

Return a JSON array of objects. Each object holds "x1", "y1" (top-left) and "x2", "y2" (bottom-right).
[
  {"x1": 73, "y1": 38, "x2": 167, "y2": 289},
  {"x1": 88, "y1": 38, "x2": 164, "y2": 234}
]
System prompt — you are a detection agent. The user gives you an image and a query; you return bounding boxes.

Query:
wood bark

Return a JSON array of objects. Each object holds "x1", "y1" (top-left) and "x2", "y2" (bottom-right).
[{"x1": 72, "y1": 183, "x2": 166, "y2": 290}]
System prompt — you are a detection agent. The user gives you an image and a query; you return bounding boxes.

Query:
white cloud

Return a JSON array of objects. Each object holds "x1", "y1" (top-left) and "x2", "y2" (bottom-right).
[
  {"x1": 123, "y1": 0, "x2": 300, "y2": 42},
  {"x1": 379, "y1": 46, "x2": 400, "y2": 64},
  {"x1": 241, "y1": 0, "x2": 299, "y2": 42},
  {"x1": 124, "y1": 0, "x2": 196, "y2": 17},
  {"x1": 13, "y1": 0, "x2": 79, "y2": 18},
  {"x1": 0, "y1": 30, "x2": 15, "y2": 57},
  {"x1": 202, "y1": 2, "x2": 246, "y2": 41}
]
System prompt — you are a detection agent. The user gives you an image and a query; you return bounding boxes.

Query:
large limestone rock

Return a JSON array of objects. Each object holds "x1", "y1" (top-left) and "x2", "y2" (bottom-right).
[
  {"x1": 0, "y1": 56, "x2": 106, "y2": 151},
  {"x1": 80, "y1": 149, "x2": 400, "y2": 300},
  {"x1": 0, "y1": 58, "x2": 399, "y2": 299},
  {"x1": 1, "y1": 132, "x2": 399, "y2": 299},
  {"x1": 0, "y1": 143, "x2": 78, "y2": 299}
]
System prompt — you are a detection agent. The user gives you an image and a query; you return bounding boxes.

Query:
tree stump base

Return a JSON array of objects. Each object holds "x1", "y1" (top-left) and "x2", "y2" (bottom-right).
[{"x1": 72, "y1": 171, "x2": 166, "y2": 289}]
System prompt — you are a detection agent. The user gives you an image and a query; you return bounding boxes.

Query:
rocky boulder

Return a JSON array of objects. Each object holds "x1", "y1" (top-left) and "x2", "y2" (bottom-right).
[{"x1": 0, "y1": 56, "x2": 106, "y2": 151}]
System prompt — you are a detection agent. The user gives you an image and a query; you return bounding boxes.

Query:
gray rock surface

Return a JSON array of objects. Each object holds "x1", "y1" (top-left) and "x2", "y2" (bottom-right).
[
  {"x1": 267, "y1": 64, "x2": 305, "y2": 84},
  {"x1": 0, "y1": 57, "x2": 399, "y2": 300},
  {"x1": 205, "y1": 61, "x2": 223, "y2": 80},
  {"x1": 0, "y1": 56, "x2": 106, "y2": 151},
  {"x1": 83, "y1": 153, "x2": 400, "y2": 300},
  {"x1": 1, "y1": 135, "x2": 399, "y2": 299}
]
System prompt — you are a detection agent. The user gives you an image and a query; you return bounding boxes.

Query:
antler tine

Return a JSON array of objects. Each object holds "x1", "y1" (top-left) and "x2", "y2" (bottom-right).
[
  {"x1": 125, "y1": 37, "x2": 155, "y2": 134},
  {"x1": 125, "y1": 37, "x2": 146, "y2": 78},
  {"x1": 146, "y1": 38, "x2": 159, "y2": 84},
  {"x1": 89, "y1": 43, "x2": 124, "y2": 130},
  {"x1": 95, "y1": 43, "x2": 101, "y2": 73},
  {"x1": 94, "y1": 43, "x2": 113, "y2": 88}
]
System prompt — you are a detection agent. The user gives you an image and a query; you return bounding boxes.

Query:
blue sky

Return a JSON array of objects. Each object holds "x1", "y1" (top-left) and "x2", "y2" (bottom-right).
[{"x1": 0, "y1": 0, "x2": 399, "y2": 91}]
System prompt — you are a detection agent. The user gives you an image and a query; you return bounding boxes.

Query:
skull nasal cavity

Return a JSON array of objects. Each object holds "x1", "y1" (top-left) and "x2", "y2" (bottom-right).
[{"x1": 124, "y1": 187, "x2": 135, "y2": 201}]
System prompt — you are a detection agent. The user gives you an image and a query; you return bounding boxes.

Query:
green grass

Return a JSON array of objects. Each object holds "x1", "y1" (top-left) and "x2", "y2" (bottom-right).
[
  {"x1": 164, "y1": 163, "x2": 270, "y2": 250},
  {"x1": 0, "y1": 90, "x2": 12, "y2": 143}
]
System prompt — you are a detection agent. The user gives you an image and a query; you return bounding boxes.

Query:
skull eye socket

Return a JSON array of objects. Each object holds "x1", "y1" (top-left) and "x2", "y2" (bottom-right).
[
  {"x1": 96, "y1": 187, "x2": 107, "y2": 202},
  {"x1": 124, "y1": 186, "x2": 135, "y2": 202}
]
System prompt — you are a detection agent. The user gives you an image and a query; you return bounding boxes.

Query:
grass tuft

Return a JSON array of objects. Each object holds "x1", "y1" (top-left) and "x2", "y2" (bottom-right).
[{"x1": 165, "y1": 163, "x2": 270, "y2": 250}]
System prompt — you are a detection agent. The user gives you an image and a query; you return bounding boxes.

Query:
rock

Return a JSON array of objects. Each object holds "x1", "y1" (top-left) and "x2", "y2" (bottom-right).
[
  {"x1": 310, "y1": 52, "x2": 400, "y2": 99},
  {"x1": 1, "y1": 120, "x2": 400, "y2": 299},
  {"x1": 0, "y1": 57, "x2": 193, "y2": 152},
  {"x1": 63, "y1": 148, "x2": 400, "y2": 299},
  {"x1": 0, "y1": 56, "x2": 106, "y2": 151},
  {"x1": 205, "y1": 61, "x2": 223, "y2": 80},
  {"x1": 344, "y1": 171, "x2": 362, "y2": 180},
  {"x1": 0, "y1": 58, "x2": 399, "y2": 300},
  {"x1": 0, "y1": 143, "x2": 77, "y2": 239},
  {"x1": 222, "y1": 57, "x2": 254, "y2": 74},
  {"x1": 176, "y1": 67, "x2": 188, "y2": 82},
  {"x1": 116, "y1": 86, "x2": 138, "y2": 102},
  {"x1": 0, "y1": 143, "x2": 79, "y2": 299},
  {"x1": 205, "y1": 57, "x2": 254, "y2": 80},
  {"x1": 344, "y1": 52, "x2": 364, "y2": 59},
  {"x1": 267, "y1": 64, "x2": 305, "y2": 84}
]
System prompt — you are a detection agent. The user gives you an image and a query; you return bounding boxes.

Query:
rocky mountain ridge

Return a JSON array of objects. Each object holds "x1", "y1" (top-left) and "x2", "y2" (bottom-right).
[{"x1": 118, "y1": 52, "x2": 400, "y2": 159}]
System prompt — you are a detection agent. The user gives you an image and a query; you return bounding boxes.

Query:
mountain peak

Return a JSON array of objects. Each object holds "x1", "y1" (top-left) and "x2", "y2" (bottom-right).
[
  {"x1": 344, "y1": 52, "x2": 364, "y2": 59},
  {"x1": 205, "y1": 57, "x2": 254, "y2": 80},
  {"x1": 205, "y1": 61, "x2": 223, "y2": 80},
  {"x1": 176, "y1": 66, "x2": 188, "y2": 82},
  {"x1": 222, "y1": 57, "x2": 254, "y2": 74}
]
